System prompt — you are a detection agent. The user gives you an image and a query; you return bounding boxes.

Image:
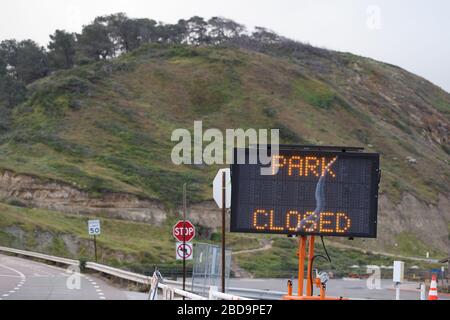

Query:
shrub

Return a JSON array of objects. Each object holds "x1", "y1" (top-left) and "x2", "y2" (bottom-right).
[{"x1": 79, "y1": 257, "x2": 88, "y2": 272}]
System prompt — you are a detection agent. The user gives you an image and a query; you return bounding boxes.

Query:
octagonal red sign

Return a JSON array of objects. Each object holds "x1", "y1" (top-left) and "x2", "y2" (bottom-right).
[{"x1": 173, "y1": 220, "x2": 195, "y2": 242}]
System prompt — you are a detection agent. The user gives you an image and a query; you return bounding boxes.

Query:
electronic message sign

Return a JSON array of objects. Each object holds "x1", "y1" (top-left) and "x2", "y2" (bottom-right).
[{"x1": 230, "y1": 147, "x2": 380, "y2": 238}]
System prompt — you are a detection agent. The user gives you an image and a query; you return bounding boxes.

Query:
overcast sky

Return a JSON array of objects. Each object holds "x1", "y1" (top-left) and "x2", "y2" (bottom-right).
[{"x1": 1, "y1": 0, "x2": 449, "y2": 92}]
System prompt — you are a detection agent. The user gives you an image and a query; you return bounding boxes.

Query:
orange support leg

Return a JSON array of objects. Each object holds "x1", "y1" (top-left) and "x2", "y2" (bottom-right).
[
  {"x1": 287, "y1": 280, "x2": 293, "y2": 296},
  {"x1": 283, "y1": 234, "x2": 347, "y2": 300},
  {"x1": 306, "y1": 236, "x2": 315, "y2": 296},
  {"x1": 298, "y1": 236, "x2": 307, "y2": 296}
]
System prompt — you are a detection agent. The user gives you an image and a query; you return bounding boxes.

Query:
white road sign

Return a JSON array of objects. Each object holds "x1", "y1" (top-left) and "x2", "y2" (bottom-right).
[
  {"x1": 213, "y1": 168, "x2": 231, "y2": 208},
  {"x1": 176, "y1": 242, "x2": 193, "y2": 260},
  {"x1": 88, "y1": 220, "x2": 101, "y2": 236}
]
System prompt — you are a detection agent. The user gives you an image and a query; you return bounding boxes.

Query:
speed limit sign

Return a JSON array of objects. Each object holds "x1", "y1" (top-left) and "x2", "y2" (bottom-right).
[{"x1": 88, "y1": 220, "x2": 101, "y2": 236}]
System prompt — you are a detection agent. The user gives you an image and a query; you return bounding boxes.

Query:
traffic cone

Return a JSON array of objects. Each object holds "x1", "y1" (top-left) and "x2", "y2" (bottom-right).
[{"x1": 428, "y1": 274, "x2": 439, "y2": 300}]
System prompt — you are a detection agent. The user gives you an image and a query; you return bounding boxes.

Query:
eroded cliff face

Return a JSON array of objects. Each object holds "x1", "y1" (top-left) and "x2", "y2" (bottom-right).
[
  {"x1": 377, "y1": 193, "x2": 450, "y2": 253},
  {"x1": 0, "y1": 170, "x2": 166, "y2": 225},
  {"x1": 0, "y1": 169, "x2": 449, "y2": 253},
  {"x1": 188, "y1": 194, "x2": 450, "y2": 253}
]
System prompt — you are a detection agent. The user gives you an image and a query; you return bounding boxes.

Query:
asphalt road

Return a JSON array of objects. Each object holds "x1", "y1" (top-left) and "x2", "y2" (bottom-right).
[
  {"x1": 228, "y1": 278, "x2": 450, "y2": 300},
  {"x1": 0, "y1": 254, "x2": 147, "y2": 300},
  {"x1": 2, "y1": 254, "x2": 447, "y2": 300}
]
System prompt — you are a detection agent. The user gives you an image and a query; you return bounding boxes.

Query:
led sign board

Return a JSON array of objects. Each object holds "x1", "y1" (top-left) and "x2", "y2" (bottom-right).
[{"x1": 230, "y1": 147, "x2": 380, "y2": 238}]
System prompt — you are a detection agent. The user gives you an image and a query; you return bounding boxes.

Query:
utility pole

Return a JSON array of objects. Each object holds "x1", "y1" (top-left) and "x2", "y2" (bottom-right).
[
  {"x1": 221, "y1": 171, "x2": 226, "y2": 293},
  {"x1": 182, "y1": 183, "x2": 187, "y2": 296}
]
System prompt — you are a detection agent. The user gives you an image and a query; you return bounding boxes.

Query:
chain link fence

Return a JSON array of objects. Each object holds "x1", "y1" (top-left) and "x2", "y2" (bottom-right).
[{"x1": 191, "y1": 242, "x2": 232, "y2": 297}]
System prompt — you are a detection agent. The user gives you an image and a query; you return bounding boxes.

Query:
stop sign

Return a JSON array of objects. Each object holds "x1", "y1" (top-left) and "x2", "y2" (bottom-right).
[{"x1": 173, "y1": 220, "x2": 195, "y2": 242}]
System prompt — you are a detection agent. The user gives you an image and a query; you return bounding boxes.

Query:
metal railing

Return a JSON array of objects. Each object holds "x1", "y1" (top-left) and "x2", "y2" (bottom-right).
[
  {"x1": 0, "y1": 246, "x2": 79, "y2": 266},
  {"x1": 86, "y1": 262, "x2": 152, "y2": 285},
  {"x1": 0, "y1": 246, "x2": 268, "y2": 300}
]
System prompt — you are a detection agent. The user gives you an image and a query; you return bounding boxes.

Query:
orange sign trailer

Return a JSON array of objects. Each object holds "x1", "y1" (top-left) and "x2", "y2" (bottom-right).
[{"x1": 282, "y1": 235, "x2": 347, "y2": 300}]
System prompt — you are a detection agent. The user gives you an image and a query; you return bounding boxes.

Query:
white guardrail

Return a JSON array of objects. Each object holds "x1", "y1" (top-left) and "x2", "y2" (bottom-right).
[
  {"x1": 0, "y1": 246, "x2": 79, "y2": 266},
  {"x1": 0, "y1": 246, "x2": 273, "y2": 300}
]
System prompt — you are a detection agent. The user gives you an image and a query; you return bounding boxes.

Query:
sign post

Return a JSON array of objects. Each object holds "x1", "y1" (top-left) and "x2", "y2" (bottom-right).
[
  {"x1": 183, "y1": 183, "x2": 187, "y2": 293},
  {"x1": 213, "y1": 168, "x2": 231, "y2": 294},
  {"x1": 221, "y1": 171, "x2": 226, "y2": 293},
  {"x1": 88, "y1": 220, "x2": 101, "y2": 262},
  {"x1": 173, "y1": 215, "x2": 195, "y2": 294},
  {"x1": 393, "y1": 261, "x2": 404, "y2": 300}
]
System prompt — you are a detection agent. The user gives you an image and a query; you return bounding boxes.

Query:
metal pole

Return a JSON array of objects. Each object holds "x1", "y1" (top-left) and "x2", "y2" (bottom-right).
[
  {"x1": 94, "y1": 235, "x2": 97, "y2": 262},
  {"x1": 221, "y1": 171, "x2": 226, "y2": 293},
  {"x1": 395, "y1": 282, "x2": 400, "y2": 300},
  {"x1": 419, "y1": 283, "x2": 426, "y2": 300},
  {"x1": 183, "y1": 183, "x2": 187, "y2": 295},
  {"x1": 306, "y1": 236, "x2": 315, "y2": 296},
  {"x1": 298, "y1": 236, "x2": 307, "y2": 296}
]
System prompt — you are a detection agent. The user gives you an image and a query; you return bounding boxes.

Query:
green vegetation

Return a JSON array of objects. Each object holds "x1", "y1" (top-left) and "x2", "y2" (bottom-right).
[
  {"x1": 235, "y1": 236, "x2": 441, "y2": 278},
  {"x1": 0, "y1": 43, "x2": 447, "y2": 209},
  {"x1": 0, "y1": 202, "x2": 440, "y2": 278},
  {"x1": 0, "y1": 15, "x2": 449, "y2": 275},
  {"x1": 0, "y1": 202, "x2": 261, "y2": 274},
  {"x1": 292, "y1": 78, "x2": 336, "y2": 109},
  {"x1": 434, "y1": 96, "x2": 450, "y2": 115},
  {"x1": 393, "y1": 233, "x2": 442, "y2": 257}
]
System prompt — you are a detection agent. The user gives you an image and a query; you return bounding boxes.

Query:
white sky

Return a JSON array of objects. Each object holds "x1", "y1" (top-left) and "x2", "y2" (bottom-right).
[{"x1": 1, "y1": 0, "x2": 449, "y2": 92}]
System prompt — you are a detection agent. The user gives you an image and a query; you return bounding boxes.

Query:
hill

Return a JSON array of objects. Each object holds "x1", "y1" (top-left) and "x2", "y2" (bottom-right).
[{"x1": 0, "y1": 41, "x2": 449, "y2": 270}]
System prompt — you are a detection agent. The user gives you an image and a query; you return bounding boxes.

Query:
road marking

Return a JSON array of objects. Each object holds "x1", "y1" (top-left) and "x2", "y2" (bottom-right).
[
  {"x1": 0, "y1": 263, "x2": 26, "y2": 278},
  {"x1": 7, "y1": 255, "x2": 69, "y2": 275},
  {"x1": 0, "y1": 262, "x2": 26, "y2": 299},
  {"x1": 99, "y1": 296, "x2": 106, "y2": 300}
]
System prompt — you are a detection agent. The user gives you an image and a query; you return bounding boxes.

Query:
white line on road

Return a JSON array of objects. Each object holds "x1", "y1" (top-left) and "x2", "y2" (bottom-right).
[
  {"x1": 0, "y1": 262, "x2": 26, "y2": 298},
  {"x1": 0, "y1": 263, "x2": 26, "y2": 279}
]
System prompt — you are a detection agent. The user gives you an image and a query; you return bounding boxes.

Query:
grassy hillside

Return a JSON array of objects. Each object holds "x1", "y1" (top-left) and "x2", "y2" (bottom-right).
[
  {"x1": 0, "y1": 44, "x2": 448, "y2": 206},
  {"x1": 0, "y1": 202, "x2": 440, "y2": 278},
  {"x1": 0, "y1": 43, "x2": 449, "y2": 271},
  {"x1": 0, "y1": 202, "x2": 262, "y2": 273}
]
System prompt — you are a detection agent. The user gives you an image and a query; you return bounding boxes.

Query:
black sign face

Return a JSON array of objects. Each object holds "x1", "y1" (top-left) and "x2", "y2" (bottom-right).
[{"x1": 230, "y1": 148, "x2": 380, "y2": 238}]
